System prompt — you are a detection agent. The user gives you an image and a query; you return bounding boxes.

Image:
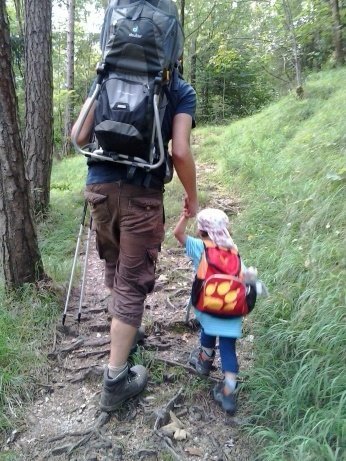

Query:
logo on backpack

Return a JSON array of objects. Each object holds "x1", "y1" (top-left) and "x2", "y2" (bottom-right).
[
  {"x1": 191, "y1": 242, "x2": 257, "y2": 317},
  {"x1": 129, "y1": 25, "x2": 142, "y2": 38}
]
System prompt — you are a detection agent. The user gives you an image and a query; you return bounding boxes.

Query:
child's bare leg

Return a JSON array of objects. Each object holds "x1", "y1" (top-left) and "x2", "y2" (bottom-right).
[{"x1": 224, "y1": 371, "x2": 238, "y2": 395}]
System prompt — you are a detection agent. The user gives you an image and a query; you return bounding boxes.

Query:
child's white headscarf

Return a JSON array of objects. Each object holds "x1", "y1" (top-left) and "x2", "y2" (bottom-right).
[{"x1": 197, "y1": 208, "x2": 235, "y2": 248}]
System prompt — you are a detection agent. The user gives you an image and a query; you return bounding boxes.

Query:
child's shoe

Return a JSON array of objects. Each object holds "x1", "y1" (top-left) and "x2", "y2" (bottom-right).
[
  {"x1": 212, "y1": 381, "x2": 237, "y2": 415},
  {"x1": 189, "y1": 347, "x2": 215, "y2": 376}
]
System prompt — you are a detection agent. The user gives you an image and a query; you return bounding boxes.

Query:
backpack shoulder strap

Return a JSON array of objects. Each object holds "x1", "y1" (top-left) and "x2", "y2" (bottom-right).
[
  {"x1": 203, "y1": 240, "x2": 216, "y2": 249},
  {"x1": 161, "y1": 66, "x2": 179, "y2": 113},
  {"x1": 100, "y1": 1, "x2": 117, "y2": 53},
  {"x1": 196, "y1": 242, "x2": 210, "y2": 279}
]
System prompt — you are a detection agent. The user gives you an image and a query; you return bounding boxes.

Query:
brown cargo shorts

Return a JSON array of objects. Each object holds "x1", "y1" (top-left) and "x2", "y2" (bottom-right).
[{"x1": 84, "y1": 181, "x2": 165, "y2": 328}]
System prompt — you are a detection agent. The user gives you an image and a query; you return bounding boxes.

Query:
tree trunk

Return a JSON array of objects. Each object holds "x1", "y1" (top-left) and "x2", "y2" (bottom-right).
[
  {"x1": 222, "y1": 74, "x2": 226, "y2": 120},
  {"x1": 13, "y1": 0, "x2": 24, "y2": 38},
  {"x1": 24, "y1": 0, "x2": 53, "y2": 215},
  {"x1": 282, "y1": 0, "x2": 303, "y2": 97},
  {"x1": 180, "y1": 0, "x2": 185, "y2": 30},
  {"x1": 201, "y1": 82, "x2": 210, "y2": 121},
  {"x1": 190, "y1": 36, "x2": 197, "y2": 88},
  {"x1": 0, "y1": 2, "x2": 44, "y2": 288},
  {"x1": 329, "y1": 0, "x2": 344, "y2": 65},
  {"x1": 62, "y1": 0, "x2": 75, "y2": 156},
  {"x1": 179, "y1": 0, "x2": 185, "y2": 74}
]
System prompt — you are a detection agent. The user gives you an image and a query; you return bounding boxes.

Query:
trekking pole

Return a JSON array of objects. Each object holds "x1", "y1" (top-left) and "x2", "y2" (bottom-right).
[
  {"x1": 77, "y1": 216, "x2": 93, "y2": 323},
  {"x1": 62, "y1": 200, "x2": 88, "y2": 325}
]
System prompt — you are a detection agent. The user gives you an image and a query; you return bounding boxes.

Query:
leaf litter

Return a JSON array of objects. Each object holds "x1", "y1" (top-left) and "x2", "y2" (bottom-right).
[{"x1": 3, "y1": 165, "x2": 255, "y2": 461}]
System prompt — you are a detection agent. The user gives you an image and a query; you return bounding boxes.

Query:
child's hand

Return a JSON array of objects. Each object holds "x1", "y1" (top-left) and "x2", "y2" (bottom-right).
[
  {"x1": 243, "y1": 266, "x2": 258, "y2": 283},
  {"x1": 183, "y1": 210, "x2": 190, "y2": 219},
  {"x1": 256, "y1": 281, "x2": 269, "y2": 297}
]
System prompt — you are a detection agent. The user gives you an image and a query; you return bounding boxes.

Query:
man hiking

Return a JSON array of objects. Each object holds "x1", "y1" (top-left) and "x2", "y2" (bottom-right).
[{"x1": 71, "y1": 0, "x2": 197, "y2": 412}]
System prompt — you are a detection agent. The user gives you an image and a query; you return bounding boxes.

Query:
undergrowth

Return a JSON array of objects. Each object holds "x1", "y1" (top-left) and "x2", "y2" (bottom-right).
[
  {"x1": 0, "y1": 68, "x2": 345, "y2": 461},
  {"x1": 0, "y1": 286, "x2": 59, "y2": 434},
  {"x1": 0, "y1": 156, "x2": 86, "y2": 439},
  {"x1": 196, "y1": 68, "x2": 346, "y2": 461}
]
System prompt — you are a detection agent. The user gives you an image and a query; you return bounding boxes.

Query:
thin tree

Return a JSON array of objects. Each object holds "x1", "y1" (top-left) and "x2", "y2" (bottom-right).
[
  {"x1": 179, "y1": 0, "x2": 185, "y2": 74},
  {"x1": 62, "y1": 0, "x2": 76, "y2": 156},
  {"x1": 24, "y1": 0, "x2": 53, "y2": 214},
  {"x1": 0, "y1": 1, "x2": 44, "y2": 288},
  {"x1": 282, "y1": 0, "x2": 303, "y2": 97},
  {"x1": 190, "y1": 36, "x2": 197, "y2": 88},
  {"x1": 329, "y1": 0, "x2": 344, "y2": 65},
  {"x1": 13, "y1": 0, "x2": 24, "y2": 37}
]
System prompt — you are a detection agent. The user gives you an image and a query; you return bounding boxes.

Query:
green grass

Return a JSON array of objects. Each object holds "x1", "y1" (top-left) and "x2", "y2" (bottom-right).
[
  {"x1": 40, "y1": 156, "x2": 87, "y2": 282},
  {"x1": 0, "y1": 286, "x2": 59, "y2": 433},
  {"x1": 195, "y1": 68, "x2": 346, "y2": 461},
  {"x1": 0, "y1": 68, "x2": 345, "y2": 459},
  {"x1": 0, "y1": 155, "x2": 87, "y2": 438}
]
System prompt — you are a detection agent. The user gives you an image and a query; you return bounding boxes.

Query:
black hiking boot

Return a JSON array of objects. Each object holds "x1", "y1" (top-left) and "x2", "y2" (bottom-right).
[
  {"x1": 100, "y1": 364, "x2": 148, "y2": 412},
  {"x1": 212, "y1": 381, "x2": 237, "y2": 415},
  {"x1": 189, "y1": 347, "x2": 215, "y2": 376}
]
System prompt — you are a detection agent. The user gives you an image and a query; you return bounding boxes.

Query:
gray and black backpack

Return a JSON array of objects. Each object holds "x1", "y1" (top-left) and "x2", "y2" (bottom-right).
[{"x1": 72, "y1": 0, "x2": 184, "y2": 183}]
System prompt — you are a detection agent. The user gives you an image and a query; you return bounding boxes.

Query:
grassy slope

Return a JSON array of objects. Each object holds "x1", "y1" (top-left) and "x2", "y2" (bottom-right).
[
  {"x1": 0, "y1": 69, "x2": 345, "y2": 460},
  {"x1": 196, "y1": 68, "x2": 345, "y2": 461},
  {"x1": 0, "y1": 157, "x2": 86, "y2": 437}
]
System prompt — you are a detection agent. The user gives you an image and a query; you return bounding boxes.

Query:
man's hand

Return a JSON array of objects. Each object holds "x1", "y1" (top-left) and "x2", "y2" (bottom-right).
[{"x1": 184, "y1": 195, "x2": 198, "y2": 217}]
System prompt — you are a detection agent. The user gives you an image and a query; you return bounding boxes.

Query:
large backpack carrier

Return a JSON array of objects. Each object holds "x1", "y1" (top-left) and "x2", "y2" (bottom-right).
[
  {"x1": 72, "y1": 0, "x2": 184, "y2": 180},
  {"x1": 191, "y1": 241, "x2": 257, "y2": 317}
]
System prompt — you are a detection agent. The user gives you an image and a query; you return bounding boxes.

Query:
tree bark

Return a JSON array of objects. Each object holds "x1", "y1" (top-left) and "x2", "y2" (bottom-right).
[
  {"x1": 329, "y1": 0, "x2": 344, "y2": 66},
  {"x1": 13, "y1": 0, "x2": 24, "y2": 37},
  {"x1": 179, "y1": 0, "x2": 185, "y2": 74},
  {"x1": 24, "y1": 0, "x2": 53, "y2": 214},
  {"x1": 63, "y1": 0, "x2": 75, "y2": 156},
  {"x1": 190, "y1": 36, "x2": 197, "y2": 88},
  {"x1": 0, "y1": 2, "x2": 44, "y2": 288},
  {"x1": 282, "y1": 0, "x2": 303, "y2": 97}
]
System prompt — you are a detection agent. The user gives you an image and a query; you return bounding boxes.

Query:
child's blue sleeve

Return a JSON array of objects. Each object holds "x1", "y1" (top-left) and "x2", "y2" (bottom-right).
[{"x1": 185, "y1": 236, "x2": 204, "y2": 270}]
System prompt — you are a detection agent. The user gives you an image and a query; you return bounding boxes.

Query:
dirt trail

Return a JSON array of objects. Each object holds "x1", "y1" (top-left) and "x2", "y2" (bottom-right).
[{"x1": 3, "y1": 164, "x2": 255, "y2": 461}]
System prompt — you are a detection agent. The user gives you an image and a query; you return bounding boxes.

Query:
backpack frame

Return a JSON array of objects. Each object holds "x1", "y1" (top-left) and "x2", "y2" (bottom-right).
[{"x1": 72, "y1": 0, "x2": 183, "y2": 179}]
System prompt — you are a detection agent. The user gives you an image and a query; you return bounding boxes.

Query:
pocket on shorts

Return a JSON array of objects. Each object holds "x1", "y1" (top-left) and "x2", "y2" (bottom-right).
[
  {"x1": 126, "y1": 195, "x2": 164, "y2": 240},
  {"x1": 84, "y1": 190, "x2": 111, "y2": 223},
  {"x1": 129, "y1": 197, "x2": 162, "y2": 214}
]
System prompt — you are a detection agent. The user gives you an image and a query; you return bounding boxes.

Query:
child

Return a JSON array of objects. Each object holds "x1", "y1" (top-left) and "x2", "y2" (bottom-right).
[{"x1": 174, "y1": 208, "x2": 267, "y2": 415}]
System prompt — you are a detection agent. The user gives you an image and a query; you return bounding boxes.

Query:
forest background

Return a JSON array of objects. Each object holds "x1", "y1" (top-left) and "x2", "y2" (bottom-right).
[
  {"x1": 7, "y1": 0, "x2": 346, "y2": 153},
  {"x1": 0, "y1": 0, "x2": 345, "y2": 460}
]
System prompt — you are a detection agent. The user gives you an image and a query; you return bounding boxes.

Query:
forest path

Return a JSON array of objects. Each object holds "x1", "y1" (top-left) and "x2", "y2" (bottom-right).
[{"x1": 9, "y1": 160, "x2": 255, "y2": 461}]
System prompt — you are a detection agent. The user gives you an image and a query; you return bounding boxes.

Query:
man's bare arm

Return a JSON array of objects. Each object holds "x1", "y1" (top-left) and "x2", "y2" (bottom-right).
[
  {"x1": 71, "y1": 98, "x2": 96, "y2": 147},
  {"x1": 171, "y1": 113, "x2": 198, "y2": 217}
]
